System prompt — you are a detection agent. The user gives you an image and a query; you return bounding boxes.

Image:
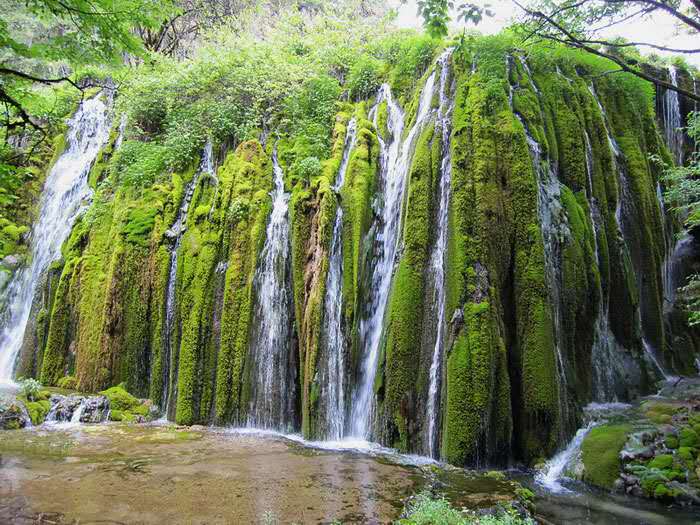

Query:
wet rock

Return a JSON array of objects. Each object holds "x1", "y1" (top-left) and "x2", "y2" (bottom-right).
[
  {"x1": 2, "y1": 254, "x2": 19, "y2": 268},
  {"x1": 0, "y1": 399, "x2": 30, "y2": 430},
  {"x1": 46, "y1": 394, "x2": 110, "y2": 423},
  {"x1": 620, "y1": 473, "x2": 640, "y2": 486},
  {"x1": 621, "y1": 445, "x2": 654, "y2": 461},
  {"x1": 626, "y1": 485, "x2": 644, "y2": 498}
]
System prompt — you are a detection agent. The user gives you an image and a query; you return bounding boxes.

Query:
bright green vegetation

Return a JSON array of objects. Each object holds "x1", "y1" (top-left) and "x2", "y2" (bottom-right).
[
  {"x1": 397, "y1": 492, "x2": 535, "y2": 525},
  {"x1": 100, "y1": 385, "x2": 150, "y2": 421},
  {"x1": 581, "y1": 424, "x2": 632, "y2": 488}
]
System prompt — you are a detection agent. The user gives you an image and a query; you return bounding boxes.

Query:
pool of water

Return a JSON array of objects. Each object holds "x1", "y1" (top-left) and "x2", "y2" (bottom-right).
[
  {"x1": 2, "y1": 420, "x2": 698, "y2": 523},
  {"x1": 0, "y1": 423, "x2": 517, "y2": 524}
]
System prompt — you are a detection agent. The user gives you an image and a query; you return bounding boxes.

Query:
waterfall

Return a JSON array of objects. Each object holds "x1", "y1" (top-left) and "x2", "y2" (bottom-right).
[
  {"x1": 424, "y1": 48, "x2": 454, "y2": 458},
  {"x1": 349, "y1": 72, "x2": 438, "y2": 439},
  {"x1": 583, "y1": 130, "x2": 626, "y2": 400},
  {"x1": 662, "y1": 66, "x2": 684, "y2": 165},
  {"x1": 536, "y1": 421, "x2": 596, "y2": 493},
  {"x1": 507, "y1": 55, "x2": 570, "y2": 437},
  {"x1": 320, "y1": 117, "x2": 357, "y2": 439},
  {"x1": 588, "y1": 84, "x2": 670, "y2": 381},
  {"x1": 658, "y1": 66, "x2": 685, "y2": 312},
  {"x1": 0, "y1": 96, "x2": 111, "y2": 384},
  {"x1": 161, "y1": 140, "x2": 213, "y2": 418},
  {"x1": 247, "y1": 146, "x2": 295, "y2": 430}
]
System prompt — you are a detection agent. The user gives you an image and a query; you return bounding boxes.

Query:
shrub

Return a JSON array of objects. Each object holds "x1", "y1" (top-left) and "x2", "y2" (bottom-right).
[
  {"x1": 113, "y1": 141, "x2": 168, "y2": 189},
  {"x1": 57, "y1": 375, "x2": 78, "y2": 390},
  {"x1": 347, "y1": 56, "x2": 382, "y2": 101},
  {"x1": 296, "y1": 156, "x2": 322, "y2": 181},
  {"x1": 18, "y1": 377, "x2": 41, "y2": 401},
  {"x1": 398, "y1": 492, "x2": 535, "y2": 525}
]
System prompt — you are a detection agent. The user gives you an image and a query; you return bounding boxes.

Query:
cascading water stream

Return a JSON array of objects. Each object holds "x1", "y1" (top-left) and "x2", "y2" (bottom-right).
[
  {"x1": 658, "y1": 66, "x2": 685, "y2": 312},
  {"x1": 247, "y1": 146, "x2": 295, "y2": 430},
  {"x1": 0, "y1": 96, "x2": 111, "y2": 383},
  {"x1": 507, "y1": 55, "x2": 570, "y2": 437},
  {"x1": 662, "y1": 66, "x2": 684, "y2": 166},
  {"x1": 424, "y1": 48, "x2": 454, "y2": 458},
  {"x1": 349, "y1": 72, "x2": 438, "y2": 439},
  {"x1": 536, "y1": 421, "x2": 596, "y2": 493},
  {"x1": 161, "y1": 140, "x2": 213, "y2": 418},
  {"x1": 320, "y1": 118, "x2": 357, "y2": 439},
  {"x1": 583, "y1": 130, "x2": 625, "y2": 400},
  {"x1": 588, "y1": 84, "x2": 670, "y2": 381}
]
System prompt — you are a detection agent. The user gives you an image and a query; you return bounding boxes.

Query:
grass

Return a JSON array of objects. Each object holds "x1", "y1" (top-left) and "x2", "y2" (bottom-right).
[{"x1": 397, "y1": 492, "x2": 535, "y2": 525}]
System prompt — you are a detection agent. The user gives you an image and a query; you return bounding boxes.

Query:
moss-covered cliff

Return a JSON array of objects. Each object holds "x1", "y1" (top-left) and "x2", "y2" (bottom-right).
[{"x1": 6, "y1": 27, "x2": 699, "y2": 467}]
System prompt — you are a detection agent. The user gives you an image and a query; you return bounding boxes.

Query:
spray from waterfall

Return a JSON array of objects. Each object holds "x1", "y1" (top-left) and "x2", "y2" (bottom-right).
[
  {"x1": 349, "y1": 72, "x2": 438, "y2": 439},
  {"x1": 425, "y1": 48, "x2": 454, "y2": 458},
  {"x1": 247, "y1": 145, "x2": 295, "y2": 430},
  {"x1": 320, "y1": 118, "x2": 357, "y2": 439},
  {"x1": 161, "y1": 140, "x2": 213, "y2": 418},
  {"x1": 0, "y1": 96, "x2": 111, "y2": 384}
]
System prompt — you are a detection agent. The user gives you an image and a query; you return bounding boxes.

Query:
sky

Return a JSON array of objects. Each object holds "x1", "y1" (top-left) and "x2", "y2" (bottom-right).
[{"x1": 392, "y1": 0, "x2": 700, "y2": 67}]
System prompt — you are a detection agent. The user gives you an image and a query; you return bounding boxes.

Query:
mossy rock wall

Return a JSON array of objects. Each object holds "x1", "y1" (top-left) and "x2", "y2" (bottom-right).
[{"x1": 11, "y1": 36, "x2": 699, "y2": 467}]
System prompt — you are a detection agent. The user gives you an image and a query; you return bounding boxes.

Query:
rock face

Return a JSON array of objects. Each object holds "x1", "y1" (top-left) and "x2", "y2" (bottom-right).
[
  {"x1": 0, "y1": 399, "x2": 30, "y2": 429},
  {"x1": 580, "y1": 381, "x2": 700, "y2": 506},
  {"x1": 5, "y1": 34, "x2": 700, "y2": 466},
  {"x1": 46, "y1": 394, "x2": 110, "y2": 423}
]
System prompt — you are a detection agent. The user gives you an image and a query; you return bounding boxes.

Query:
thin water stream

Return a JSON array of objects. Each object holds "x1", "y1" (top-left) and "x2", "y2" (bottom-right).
[
  {"x1": 0, "y1": 96, "x2": 111, "y2": 384},
  {"x1": 425, "y1": 48, "x2": 454, "y2": 458},
  {"x1": 247, "y1": 146, "x2": 295, "y2": 430},
  {"x1": 320, "y1": 118, "x2": 358, "y2": 439},
  {"x1": 162, "y1": 140, "x2": 214, "y2": 418},
  {"x1": 349, "y1": 73, "x2": 438, "y2": 439}
]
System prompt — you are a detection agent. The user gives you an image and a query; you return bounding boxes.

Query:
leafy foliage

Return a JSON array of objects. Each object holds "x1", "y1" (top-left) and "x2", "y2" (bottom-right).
[
  {"x1": 18, "y1": 377, "x2": 42, "y2": 401},
  {"x1": 398, "y1": 492, "x2": 535, "y2": 524},
  {"x1": 658, "y1": 111, "x2": 700, "y2": 325}
]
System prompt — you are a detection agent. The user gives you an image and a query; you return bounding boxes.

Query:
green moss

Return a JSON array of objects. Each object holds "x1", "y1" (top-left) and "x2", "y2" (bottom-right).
[
  {"x1": 56, "y1": 376, "x2": 77, "y2": 390},
  {"x1": 24, "y1": 399, "x2": 51, "y2": 425},
  {"x1": 214, "y1": 141, "x2": 272, "y2": 424},
  {"x1": 680, "y1": 428, "x2": 699, "y2": 448},
  {"x1": 665, "y1": 435, "x2": 679, "y2": 449},
  {"x1": 678, "y1": 447, "x2": 695, "y2": 462},
  {"x1": 649, "y1": 454, "x2": 673, "y2": 469},
  {"x1": 581, "y1": 424, "x2": 631, "y2": 489},
  {"x1": 100, "y1": 385, "x2": 148, "y2": 416}
]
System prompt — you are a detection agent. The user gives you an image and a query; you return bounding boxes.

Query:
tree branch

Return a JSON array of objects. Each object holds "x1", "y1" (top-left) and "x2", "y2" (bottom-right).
[{"x1": 513, "y1": 0, "x2": 700, "y2": 103}]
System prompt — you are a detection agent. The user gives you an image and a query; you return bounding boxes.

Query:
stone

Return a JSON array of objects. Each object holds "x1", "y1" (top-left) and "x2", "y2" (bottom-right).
[
  {"x1": 621, "y1": 446, "x2": 654, "y2": 461},
  {"x1": 46, "y1": 394, "x2": 110, "y2": 423},
  {"x1": 2, "y1": 254, "x2": 19, "y2": 268}
]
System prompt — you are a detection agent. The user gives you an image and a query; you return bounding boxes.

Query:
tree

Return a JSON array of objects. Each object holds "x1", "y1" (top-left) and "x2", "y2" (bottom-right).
[
  {"x1": 1, "y1": 0, "x2": 175, "y2": 138},
  {"x1": 413, "y1": 0, "x2": 700, "y2": 101}
]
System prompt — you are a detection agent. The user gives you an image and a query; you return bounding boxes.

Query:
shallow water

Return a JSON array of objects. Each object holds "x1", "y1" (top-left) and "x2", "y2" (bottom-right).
[
  {"x1": 525, "y1": 478, "x2": 700, "y2": 524},
  {"x1": 0, "y1": 423, "x2": 516, "y2": 524}
]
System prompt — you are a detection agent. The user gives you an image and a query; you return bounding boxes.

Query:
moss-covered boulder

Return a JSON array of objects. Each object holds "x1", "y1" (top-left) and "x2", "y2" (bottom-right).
[
  {"x1": 581, "y1": 424, "x2": 631, "y2": 489},
  {"x1": 100, "y1": 385, "x2": 150, "y2": 422}
]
